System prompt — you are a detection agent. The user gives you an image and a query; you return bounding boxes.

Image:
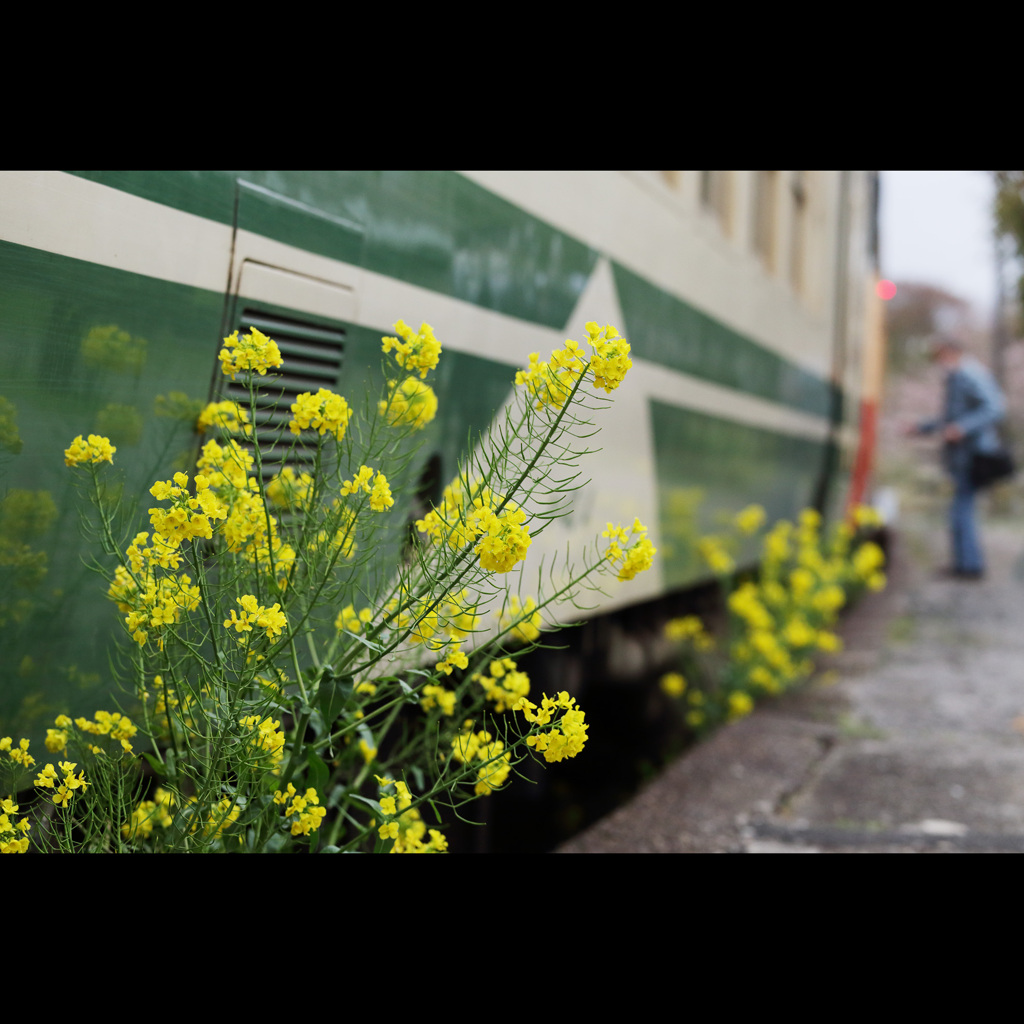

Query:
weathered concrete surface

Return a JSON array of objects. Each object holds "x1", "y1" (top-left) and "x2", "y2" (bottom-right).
[{"x1": 557, "y1": 505, "x2": 1024, "y2": 853}]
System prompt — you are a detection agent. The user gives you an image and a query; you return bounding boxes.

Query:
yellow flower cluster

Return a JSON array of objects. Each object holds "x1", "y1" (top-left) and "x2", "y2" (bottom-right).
[
  {"x1": 335, "y1": 603, "x2": 373, "y2": 634},
  {"x1": 665, "y1": 615, "x2": 714, "y2": 651},
  {"x1": 585, "y1": 321, "x2": 633, "y2": 394},
  {"x1": 1, "y1": 736, "x2": 34, "y2": 768},
  {"x1": 473, "y1": 657, "x2": 531, "y2": 713},
  {"x1": 381, "y1": 320, "x2": 442, "y2": 379},
  {"x1": 239, "y1": 715, "x2": 286, "y2": 772},
  {"x1": 374, "y1": 777, "x2": 447, "y2": 853},
  {"x1": 340, "y1": 465, "x2": 394, "y2": 512},
  {"x1": 194, "y1": 440, "x2": 294, "y2": 582},
  {"x1": 698, "y1": 535, "x2": 735, "y2": 575},
  {"x1": 734, "y1": 504, "x2": 766, "y2": 536},
  {"x1": 197, "y1": 400, "x2": 251, "y2": 436},
  {"x1": 415, "y1": 480, "x2": 532, "y2": 575},
  {"x1": 122, "y1": 788, "x2": 175, "y2": 841},
  {"x1": 498, "y1": 595, "x2": 543, "y2": 644},
  {"x1": 603, "y1": 518, "x2": 656, "y2": 581},
  {"x1": 64, "y1": 433, "x2": 116, "y2": 467},
  {"x1": 34, "y1": 761, "x2": 88, "y2": 809},
  {"x1": 665, "y1": 504, "x2": 886, "y2": 731},
  {"x1": 0, "y1": 796, "x2": 31, "y2": 853},
  {"x1": 267, "y1": 466, "x2": 315, "y2": 510},
  {"x1": 450, "y1": 723, "x2": 513, "y2": 796},
  {"x1": 218, "y1": 327, "x2": 284, "y2": 380},
  {"x1": 515, "y1": 322, "x2": 632, "y2": 410},
  {"x1": 421, "y1": 684, "x2": 457, "y2": 716},
  {"x1": 224, "y1": 594, "x2": 288, "y2": 644},
  {"x1": 273, "y1": 784, "x2": 327, "y2": 837},
  {"x1": 72, "y1": 710, "x2": 138, "y2": 755},
  {"x1": 475, "y1": 503, "x2": 532, "y2": 574},
  {"x1": 514, "y1": 691, "x2": 589, "y2": 763},
  {"x1": 289, "y1": 388, "x2": 352, "y2": 441},
  {"x1": 379, "y1": 377, "x2": 438, "y2": 430},
  {"x1": 149, "y1": 471, "x2": 229, "y2": 546},
  {"x1": 660, "y1": 672, "x2": 687, "y2": 697},
  {"x1": 223, "y1": 589, "x2": 286, "y2": 643},
  {"x1": 109, "y1": 563, "x2": 202, "y2": 648}
]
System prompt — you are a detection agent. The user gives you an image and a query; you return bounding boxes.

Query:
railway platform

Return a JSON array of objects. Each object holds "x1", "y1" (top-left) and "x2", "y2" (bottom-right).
[{"x1": 556, "y1": 501, "x2": 1024, "y2": 853}]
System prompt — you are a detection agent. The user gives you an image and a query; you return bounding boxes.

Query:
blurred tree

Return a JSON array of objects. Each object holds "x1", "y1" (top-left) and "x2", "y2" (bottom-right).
[
  {"x1": 884, "y1": 281, "x2": 972, "y2": 372},
  {"x1": 993, "y1": 171, "x2": 1024, "y2": 386}
]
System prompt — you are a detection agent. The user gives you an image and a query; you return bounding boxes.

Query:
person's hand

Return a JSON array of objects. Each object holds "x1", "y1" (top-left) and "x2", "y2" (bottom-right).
[{"x1": 942, "y1": 423, "x2": 963, "y2": 442}]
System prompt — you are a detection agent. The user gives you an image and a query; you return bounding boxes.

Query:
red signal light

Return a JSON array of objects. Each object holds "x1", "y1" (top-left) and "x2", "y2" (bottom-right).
[{"x1": 876, "y1": 279, "x2": 897, "y2": 301}]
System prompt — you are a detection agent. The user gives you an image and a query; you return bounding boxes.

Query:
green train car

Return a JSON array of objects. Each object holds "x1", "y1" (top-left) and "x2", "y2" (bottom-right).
[{"x1": 0, "y1": 170, "x2": 882, "y2": 745}]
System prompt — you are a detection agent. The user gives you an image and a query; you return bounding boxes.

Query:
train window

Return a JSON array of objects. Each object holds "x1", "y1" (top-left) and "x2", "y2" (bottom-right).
[
  {"x1": 700, "y1": 171, "x2": 733, "y2": 237},
  {"x1": 221, "y1": 309, "x2": 346, "y2": 488},
  {"x1": 789, "y1": 171, "x2": 808, "y2": 296},
  {"x1": 752, "y1": 170, "x2": 779, "y2": 273}
]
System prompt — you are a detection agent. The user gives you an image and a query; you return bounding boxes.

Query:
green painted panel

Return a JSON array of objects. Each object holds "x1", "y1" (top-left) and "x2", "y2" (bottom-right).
[
  {"x1": 614, "y1": 262, "x2": 835, "y2": 419},
  {"x1": 67, "y1": 171, "x2": 599, "y2": 330},
  {"x1": 0, "y1": 236, "x2": 520, "y2": 756},
  {"x1": 0, "y1": 238, "x2": 227, "y2": 749},
  {"x1": 650, "y1": 399, "x2": 829, "y2": 590}
]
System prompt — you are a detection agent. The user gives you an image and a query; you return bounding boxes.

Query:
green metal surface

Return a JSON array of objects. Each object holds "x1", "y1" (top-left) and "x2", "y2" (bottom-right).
[
  {"x1": 650, "y1": 399, "x2": 830, "y2": 589},
  {"x1": 0, "y1": 234, "x2": 518, "y2": 753},
  {"x1": 614, "y1": 261, "x2": 836, "y2": 419},
  {"x1": 68, "y1": 171, "x2": 600, "y2": 331}
]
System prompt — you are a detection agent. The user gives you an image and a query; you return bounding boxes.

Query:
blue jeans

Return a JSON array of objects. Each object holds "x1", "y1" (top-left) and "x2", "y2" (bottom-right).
[{"x1": 950, "y1": 468, "x2": 983, "y2": 573}]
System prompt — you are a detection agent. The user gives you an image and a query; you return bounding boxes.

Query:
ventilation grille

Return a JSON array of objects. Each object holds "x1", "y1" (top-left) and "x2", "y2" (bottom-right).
[{"x1": 222, "y1": 310, "x2": 345, "y2": 484}]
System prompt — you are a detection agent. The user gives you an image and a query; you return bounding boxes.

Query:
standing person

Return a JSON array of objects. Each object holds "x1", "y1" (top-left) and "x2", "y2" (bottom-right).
[{"x1": 907, "y1": 338, "x2": 1006, "y2": 580}]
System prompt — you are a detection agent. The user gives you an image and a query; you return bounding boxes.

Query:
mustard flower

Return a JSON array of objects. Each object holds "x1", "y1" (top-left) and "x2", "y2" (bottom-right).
[
  {"x1": 381, "y1": 320, "x2": 442, "y2": 379},
  {"x1": 0, "y1": 797, "x2": 30, "y2": 854},
  {"x1": 473, "y1": 657, "x2": 531, "y2": 713},
  {"x1": 515, "y1": 691, "x2": 589, "y2": 763},
  {"x1": 727, "y1": 691, "x2": 754, "y2": 720},
  {"x1": 584, "y1": 321, "x2": 632, "y2": 393},
  {"x1": 4, "y1": 737, "x2": 34, "y2": 768},
  {"x1": 498, "y1": 595, "x2": 543, "y2": 644},
  {"x1": 474, "y1": 502, "x2": 532, "y2": 573},
  {"x1": 197, "y1": 400, "x2": 251, "y2": 436},
  {"x1": 64, "y1": 433, "x2": 116, "y2": 467},
  {"x1": 335, "y1": 604, "x2": 373, "y2": 634},
  {"x1": 289, "y1": 388, "x2": 352, "y2": 441},
  {"x1": 379, "y1": 377, "x2": 438, "y2": 430},
  {"x1": 660, "y1": 672, "x2": 687, "y2": 698},
  {"x1": 734, "y1": 504, "x2": 766, "y2": 535},
  {"x1": 603, "y1": 518, "x2": 656, "y2": 581},
  {"x1": 515, "y1": 338, "x2": 587, "y2": 410},
  {"x1": 218, "y1": 327, "x2": 284, "y2": 379},
  {"x1": 266, "y1": 467, "x2": 315, "y2": 510},
  {"x1": 421, "y1": 684, "x2": 457, "y2": 716},
  {"x1": 698, "y1": 535, "x2": 735, "y2": 575},
  {"x1": 224, "y1": 595, "x2": 288, "y2": 643},
  {"x1": 341, "y1": 465, "x2": 394, "y2": 511}
]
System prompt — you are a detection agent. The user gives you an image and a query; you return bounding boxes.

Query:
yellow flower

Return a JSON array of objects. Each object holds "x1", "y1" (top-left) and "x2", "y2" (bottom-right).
[
  {"x1": 381, "y1": 320, "x2": 442, "y2": 379},
  {"x1": 64, "y1": 434, "x2": 116, "y2": 467},
  {"x1": 288, "y1": 388, "x2": 352, "y2": 441},
  {"x1": 734, "y1": 504, "x2": 766, "y2": 535},
  {"x1": 660, "y1": 672, "x2": 687, "y2": 697},
  {"x1": 224, "y1": 595, "x2": 287, "y2": 643},
  {"x1": 379, "y1": 377, "x2": 438, "y2": 430},
  {"x1": 218, "y1": 327, "x2": 284, "y2": 379},
  {"x1": 197, "y1": 400, "x2": 251, "y2": 436},
  {"x1": 585, "y1": 321, "x2": 632, "y2": 393}
]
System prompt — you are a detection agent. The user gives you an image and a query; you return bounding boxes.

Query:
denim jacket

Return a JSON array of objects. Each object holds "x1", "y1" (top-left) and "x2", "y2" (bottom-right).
[{"x1": 918, "y1": 356, "x2": 1005, "y2": 476}]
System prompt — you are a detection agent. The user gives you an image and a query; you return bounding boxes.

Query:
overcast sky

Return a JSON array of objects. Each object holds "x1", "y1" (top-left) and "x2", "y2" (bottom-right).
[{"x1": 879, "y1": 170, "x2": 1002, "y2": 319}]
